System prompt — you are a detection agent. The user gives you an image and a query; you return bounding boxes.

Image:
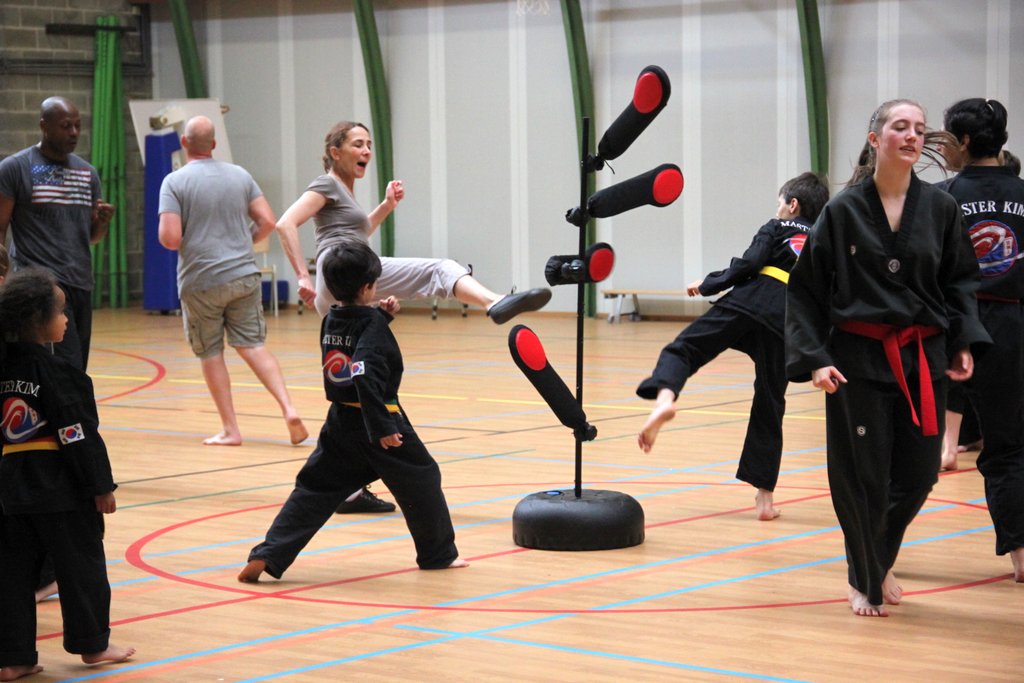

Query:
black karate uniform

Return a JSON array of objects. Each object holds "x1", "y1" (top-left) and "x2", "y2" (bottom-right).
[
  {"x1": 0, "y1": 343, "x2": 116, "y2": 668},
  {"x1": 786, "y1": 174, "x2": 989, "y2": 606},
  {"x1": 637, "y1": 216, "x2": 812, "y2": 491},
  {"x1": 247, "y1": 305, "x2": 459, "y2": 578},
  {"x1": 938, "y1": 165, "x2": 1024, "y2": 556}
]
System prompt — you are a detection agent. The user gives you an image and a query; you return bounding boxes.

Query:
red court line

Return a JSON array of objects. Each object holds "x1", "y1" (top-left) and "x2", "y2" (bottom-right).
[
  {"x1": 93, "y1": 348, "x2": 167, "y2": 403},
  {"x1": 110, "y1": 491, "x2": 1001, "y2": 618},
  {"x1": 37, "y1": 488, "x2": 1007, "y2": 645}
]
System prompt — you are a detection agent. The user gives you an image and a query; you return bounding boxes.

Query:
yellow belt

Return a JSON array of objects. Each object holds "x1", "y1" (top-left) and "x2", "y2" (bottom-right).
[
  {"x1": 3, "y1": 437, "x2": 60, "y2": 456},
  {"x1": 759, "y1": 265, "x2": 790, "y2": 284},
  {"x1": 341, "y1": 401, "x2": 401, "y2": 414}
]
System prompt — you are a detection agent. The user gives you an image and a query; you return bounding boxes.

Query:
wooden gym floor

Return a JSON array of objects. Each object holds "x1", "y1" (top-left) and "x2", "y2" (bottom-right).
[{"x1": 30, "y1": 306, "x2": 1023, "y2": 681}]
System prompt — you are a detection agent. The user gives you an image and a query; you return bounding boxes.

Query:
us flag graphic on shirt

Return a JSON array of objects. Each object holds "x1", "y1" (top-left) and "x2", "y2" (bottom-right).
[{"x1": 31, "y1": 164, "x2": 92, "y2": 207}]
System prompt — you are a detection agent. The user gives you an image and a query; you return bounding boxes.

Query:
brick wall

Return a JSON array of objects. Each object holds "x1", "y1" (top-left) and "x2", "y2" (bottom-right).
[{"x1": 1, "y1": 0, "x2": 154, "y2": 303}]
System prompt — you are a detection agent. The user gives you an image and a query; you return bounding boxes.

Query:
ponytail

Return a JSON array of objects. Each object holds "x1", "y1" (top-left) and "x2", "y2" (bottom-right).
[
  {"x1": 942, "y1": 97, "x2": 1009, "y2": 161},
  {"x1": 846, "y1": 99, "x2": 954, "y2": 186}
]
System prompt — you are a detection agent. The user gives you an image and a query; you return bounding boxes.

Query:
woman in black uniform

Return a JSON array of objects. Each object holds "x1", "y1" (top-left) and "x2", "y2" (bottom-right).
[
  {"x1": 786, "y1": 99, "x2": 989, "y2": 616},
  {"x1": 939, "y1": 98, "x2": 1024, "y2": 581}
]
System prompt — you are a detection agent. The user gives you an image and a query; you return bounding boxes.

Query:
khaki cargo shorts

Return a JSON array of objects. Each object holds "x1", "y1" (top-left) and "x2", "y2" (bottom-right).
[{"x1": 180, "y1": 274, "x2": 265, "y2": 358}]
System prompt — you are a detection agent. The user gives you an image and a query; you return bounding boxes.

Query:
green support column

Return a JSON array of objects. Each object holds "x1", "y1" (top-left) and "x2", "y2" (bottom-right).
[
  {"x1": 796, "y1": 0, "x2": 829, "y2": 176},
  {"x1": 168, "y1": 0, "x2": 208, "y2": 99},
  {"x1": 353, "y1": 0, "x2": 395, "y2": 257},
  {"x1": 559, "y1": 0, "x2": 597, "y2": 316}
]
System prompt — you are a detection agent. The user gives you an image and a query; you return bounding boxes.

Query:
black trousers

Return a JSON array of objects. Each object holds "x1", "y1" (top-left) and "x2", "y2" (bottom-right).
[
  {"x1": 33, "y1": 283, "x2": 90, "y2": 596},
  {"x1": 825, "y1": 376, "x2": 943, "y2": 606},
  {"x1": 248, "y1": 404, "x2": 459, "y2": 578},
  {"x1": 637, "y1": 306, "x2": 787, "y2": 491},
  {"x1": 51, "y1": 283, "x2": 92, "y2": 372},
  {"x1": 963, "y1": 301, "x2": 1024, "y2": 555},
  {"x1": 0, "y1": 509, "x2": 111, "y2": 667}
]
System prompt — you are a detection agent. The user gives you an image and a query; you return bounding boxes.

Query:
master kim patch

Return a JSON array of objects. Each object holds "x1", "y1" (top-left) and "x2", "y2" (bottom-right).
[{"x1": 58, "y1": 423, "x2": 86, "y2": 445}]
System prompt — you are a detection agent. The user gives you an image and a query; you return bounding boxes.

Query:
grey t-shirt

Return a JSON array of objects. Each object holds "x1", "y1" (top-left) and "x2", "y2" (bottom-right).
[
  {"x1": 308, "y1": 174, "x2": 372, "y2": 260},
  {"x1": 159, "y1": 158, "x2": 262, "y2": 295},
  {"x1": 0, "y1": 146, "x2": 102, "y2": 290}
]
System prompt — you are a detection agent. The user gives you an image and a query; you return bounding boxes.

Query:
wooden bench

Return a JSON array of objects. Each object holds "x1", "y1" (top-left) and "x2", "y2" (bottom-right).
[{"x1": 602, "y1": 288, "x2": 689, "y2": 323}]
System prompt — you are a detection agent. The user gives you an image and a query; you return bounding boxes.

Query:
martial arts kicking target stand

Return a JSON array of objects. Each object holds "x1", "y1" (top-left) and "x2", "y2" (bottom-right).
[{"x1": 510, "y1": 66, "x2": 684, "y2": 550}]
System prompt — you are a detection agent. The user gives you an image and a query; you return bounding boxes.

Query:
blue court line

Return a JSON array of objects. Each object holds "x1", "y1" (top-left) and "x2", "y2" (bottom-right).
[
  {"x1": 397, "y1": 625, "x2": 812, "y2": 683},
  {"x1": 84, "y1": 499, "x2": 994, "y2": 680},
  {"x1": 59, "y1": 609, "x2": 424, "y2": 682}
]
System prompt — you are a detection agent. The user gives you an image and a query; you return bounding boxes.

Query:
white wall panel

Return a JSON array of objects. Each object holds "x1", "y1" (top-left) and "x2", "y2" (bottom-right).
[{"x1": 148, "y1": 0, "x2": 1024, "y2": 315}]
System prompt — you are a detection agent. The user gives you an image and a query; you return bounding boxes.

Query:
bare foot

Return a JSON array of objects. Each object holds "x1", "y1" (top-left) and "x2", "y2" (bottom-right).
[
  {"x1": 34, "y1": 581, "x2": 58, "y2": 603},
  {"x1": 1011, "y1": 547, "x2": 1024, "y2": 582},
  {"x1": 81, "y1": 644, "x2": 135, "y2": 666},
  {"x1": 237, "y1": 559, "x2": 267, "y2": 583},
  {"x1": 0, "y1": 665, "x2": 43, "y2": 681},
  {"x1": 848, "y1": 584, "x2": 887, "y2": 617},
  {"x1": 940, "y1": 450, "x2": 958, "y2": 471},
  {"x1": 638, "y1": 402, "x2": 677, "y2": 453},
  {"x1": 755, "y1": 489, "x2": 780, "y2": 520},
  {"x1": 448, "y1": 557, "x2": 470, "y2": 568},
  {"x1": 203, "y1": 431, "x2": 242, "y2": 446},
  {"x1": 286, "y1": 416, "x2": 308, "y2": 445},
  {"x1": 960, "y1": 439, "x2": 983, "y2": 452},
  {"x1": 882, "y1": 570, "x2": 903, "y2": 605}
]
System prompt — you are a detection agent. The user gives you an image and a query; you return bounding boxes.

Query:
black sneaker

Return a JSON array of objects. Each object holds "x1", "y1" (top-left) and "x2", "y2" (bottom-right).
[
  {"x1": 487, "y1": 287, "x2": 552, "y2": 325},
  {"x1": 335, "y1": 487, "x2": 396, "y2": 514}
]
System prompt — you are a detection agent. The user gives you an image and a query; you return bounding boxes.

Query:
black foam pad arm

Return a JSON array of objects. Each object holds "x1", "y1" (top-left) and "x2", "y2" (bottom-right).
[
  {"x1": 544, "y1": 243, "x2": 616, "y2": 286},
  {"x1": 587, "y1": 163, "x2": 684, "y2": 219},
  {"x1": 508, "y1": 325, "x2": 591, "y2": 434},
  {"x1": 596, "y1": 65, "x2": 671, "y2": 162},
  {"x1": 545, "y1": 255, "x2": 584, "y2": 287}
]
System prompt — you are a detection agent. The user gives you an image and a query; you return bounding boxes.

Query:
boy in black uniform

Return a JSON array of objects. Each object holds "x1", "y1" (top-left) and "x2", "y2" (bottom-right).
[
  {"x1": 0, "y1": 268, "x2": 134, "y2": 681},
  {"x1": 636, "y1": 172, "x2": 829, "y2": 521},
  {"x1": 239, "y1": 242, "x2": 467, "y2": 582}
]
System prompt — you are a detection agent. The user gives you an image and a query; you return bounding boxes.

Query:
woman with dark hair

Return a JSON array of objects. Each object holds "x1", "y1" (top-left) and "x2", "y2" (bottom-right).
[
  {"x1": 786, "y1": 99, "x2": 989, "y2": 616},
  {"x1": 938, "y1": 97, "x2": 1024, "y2": 581}
]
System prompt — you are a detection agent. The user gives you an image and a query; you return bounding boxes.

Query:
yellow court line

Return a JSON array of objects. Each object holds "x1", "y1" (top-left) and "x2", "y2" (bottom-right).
[
  {"x1": 400, "y1": 392, "x2": 469, "y2": 401},
  {"x1": 101, "y1": 374, "x2": 825, "y2": 420},
  {"x1": 90, "y1": 373, "x2": 154, "y2": 381},
  {"x1": 165, "y1": 378, "x2": 470, "y2": 401}
]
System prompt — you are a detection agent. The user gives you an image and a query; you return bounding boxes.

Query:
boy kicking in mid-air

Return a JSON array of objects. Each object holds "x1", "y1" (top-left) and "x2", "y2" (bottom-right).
[{"x1": 636, "y1": 172, "x2": 829, "y2": 521}]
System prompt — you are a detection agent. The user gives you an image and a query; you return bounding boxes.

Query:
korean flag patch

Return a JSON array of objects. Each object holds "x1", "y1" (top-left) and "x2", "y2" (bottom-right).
[
  {"x1": 58, "y1": 423, "x2": 85, "y2": 445},
  {"x1": 350, "y1": 361, "x2": 366, "y2": 377}
]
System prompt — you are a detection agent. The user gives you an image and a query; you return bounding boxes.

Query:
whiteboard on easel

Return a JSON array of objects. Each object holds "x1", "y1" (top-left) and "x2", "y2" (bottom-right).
[{"x1": 128, "y1": 98, "x2": 232, "y2": 165}]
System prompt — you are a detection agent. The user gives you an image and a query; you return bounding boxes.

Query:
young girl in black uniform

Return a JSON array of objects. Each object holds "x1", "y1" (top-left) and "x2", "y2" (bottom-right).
[
  {"x1": 0, "y1": 268, "x2": 134, "y2": 681},
  {"x1": 238, "y1": 242, "x2": 468, "y2": 582},
  {"x1": 939, "y1": 98, "x2": 1024, "y2": 581},
  {"x1": 637, "y1": 172, "x2": 829, "y2": 521},
  {"x1": 786, "y1": 99, "x2": 989, "y2": 617}
]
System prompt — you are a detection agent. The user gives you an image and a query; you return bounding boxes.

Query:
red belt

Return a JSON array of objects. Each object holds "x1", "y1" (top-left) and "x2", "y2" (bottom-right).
[
  {"x1": 838, "y1": 320, "x2": 941, "y2": 436},
  {"x1": 976, "y1": 292, "x2": 1020, "y2": 304}
]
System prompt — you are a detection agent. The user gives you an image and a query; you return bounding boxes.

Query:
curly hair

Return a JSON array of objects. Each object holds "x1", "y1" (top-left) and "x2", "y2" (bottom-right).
[{"x1": 0, "y1": 268, "x2": 60, "y2": 342}]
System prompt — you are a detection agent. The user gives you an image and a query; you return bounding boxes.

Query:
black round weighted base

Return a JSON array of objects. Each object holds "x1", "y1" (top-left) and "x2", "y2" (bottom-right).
[{"x1": 512, "y1": 489, "x2": 645, "y2": 550}]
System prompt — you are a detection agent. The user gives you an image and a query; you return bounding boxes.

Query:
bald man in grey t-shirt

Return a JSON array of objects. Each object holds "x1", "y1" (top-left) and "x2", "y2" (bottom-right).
[{"x1": 158, "y1": 115, "x2": 307, "y2": 447}]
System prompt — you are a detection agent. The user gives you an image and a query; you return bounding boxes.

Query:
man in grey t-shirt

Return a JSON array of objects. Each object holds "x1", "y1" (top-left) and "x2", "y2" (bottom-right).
[
  {"x1": 0, "y1": 96, "x2": 114, "y2": 371},
  {"x1": 158, "y1": 116, "x2": 307, "y2": 447}
]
